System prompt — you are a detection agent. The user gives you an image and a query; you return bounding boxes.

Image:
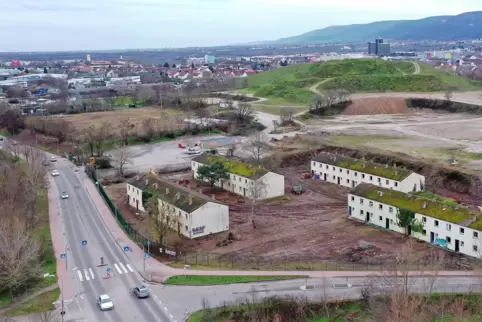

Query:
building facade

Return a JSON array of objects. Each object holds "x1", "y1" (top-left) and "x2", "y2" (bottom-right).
[
  {"x1": 311, "y1": 153, "x2": 425, "y2": 193},
  {"x1": 348, "y1": 183, "x2": 482, "y2": 259},
  {"x1": 126, "y1": 174, "x2": 229, "y2": 239},
  {"x1": 191, "y1": 154, "x2": 285, "y2": 200},
  {"x1": 368, "y1": 38, "x2": 391, "y2": 55}
]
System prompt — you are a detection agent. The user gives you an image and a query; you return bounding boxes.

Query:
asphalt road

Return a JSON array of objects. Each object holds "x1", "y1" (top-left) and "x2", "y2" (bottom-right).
[
  {"x1": 152, "y1": 275, "x2": 482, "y2": 318},
  {"x1": 51, "y1": 160, "x2": 174, "y2": 322}
]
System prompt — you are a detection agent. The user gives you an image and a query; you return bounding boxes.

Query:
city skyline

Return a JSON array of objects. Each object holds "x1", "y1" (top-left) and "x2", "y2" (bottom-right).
[{"x1": 1, "y1": 0, "x2": 481, "y2": 52}]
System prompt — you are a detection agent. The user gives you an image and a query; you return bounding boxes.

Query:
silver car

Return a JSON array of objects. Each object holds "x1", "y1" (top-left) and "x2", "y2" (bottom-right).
[
  {"x1": 61, "y1": 192, "x2": 69, "y2": 199},
  {"x1": 97, "y1": 294, "x2": 114, "y2": 311}
]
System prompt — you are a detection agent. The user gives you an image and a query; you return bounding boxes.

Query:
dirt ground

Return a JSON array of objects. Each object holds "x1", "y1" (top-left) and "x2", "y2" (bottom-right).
[
  {"x1": 103, "y1": 167, "x2": 466, "y2": 269},
  {"x1": 59, "y1": 107, "x2": 185, "y2": 135},
  {"x1": 343, "y1": 97, "x2": 411, "y2": 115}
]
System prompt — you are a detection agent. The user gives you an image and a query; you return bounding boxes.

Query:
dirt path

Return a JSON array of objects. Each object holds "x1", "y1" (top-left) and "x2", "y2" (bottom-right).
[
  {"x1": 412, "y1": 62, "x2": 421, "y2": 75},
  {"x1": 309, "y1": 78, "x2": 333, "y2": 95}
]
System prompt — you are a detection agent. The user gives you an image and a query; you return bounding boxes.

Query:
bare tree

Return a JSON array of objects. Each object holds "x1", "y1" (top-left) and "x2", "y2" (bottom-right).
[
  {"x1": 234, "y1": 102, "x2": 255, "y2": 124},
  {"x1": 94, "y1": 121, "x2": 113, "y2": 156},
  {"x1": 245, "y1": 131, "x2": 270, "y2": 165},
  {"x1": 444, "y1": 90, "x2": 453, "y2": 104},
  {"x1": 145, "y1": 193, "x2": 179, "y2": 247},
  {"x1": 279, "y1": 107, "x2": 296, "y2": 125},
  {"x1": 248, "y1": 179, "x2": 267, "y2": 229},
  {"x1": 117, "y1": 118, "x2": 135, "y2": 146},
  {"x1": 116, "y1": 146, "x2": 133, "y2": 177},
  {"x1": 141, "y1": 118, "x2": 157, "y2": 140}
]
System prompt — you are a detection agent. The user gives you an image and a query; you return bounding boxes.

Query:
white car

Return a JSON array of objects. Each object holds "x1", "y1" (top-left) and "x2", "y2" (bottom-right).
[
  {"x1": 61, "y1": 192, "x2": 69, "y2": 199},
  {"x1": 51, "y1": 170, "x2": 60, "y2": 177},
  {"x1": 50, "y1": 156, "x2": 57, "y2": 162},
  {"x1": 97, "y1": 294, "x2": 114, "y2": 311}
]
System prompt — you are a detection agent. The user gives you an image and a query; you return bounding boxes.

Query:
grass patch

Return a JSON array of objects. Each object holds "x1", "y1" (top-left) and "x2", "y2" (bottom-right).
[
  {"x1": 38, "y1": 145, "x2": 56, "y2": 154},
  {"x1": 164, "y1": 275, "x2": 306, "y2": 285},
  {"x1": 198, "y1": 154, "x2": 267, "y2": 178},
  {"x1": 323, "y1": 135, "x2": 405, "y2": 148},
  {"x1": 253, "y1": 97, "x2": 307, "y2": 107},
  {"x1": 0, "y1": 130, "x2": 10, "y2": 137},
  {"x1": 413, "y1": 147, "x2": 482, "y2": 164},
  {"x1": 4, "y1": 287, "x2": 60, "y2": 317},
  {"x1": 254, "y1": 104, "x2": 308, "y2": 116}
]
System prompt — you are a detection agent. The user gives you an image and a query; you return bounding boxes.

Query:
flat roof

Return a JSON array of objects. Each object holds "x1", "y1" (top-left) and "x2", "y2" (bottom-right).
[
  {"x1": 313, "y1": 153, "x2": 413, "y2": 181},
  {"x1": 350, "y1": 183, "x2": 477, "y2": 226}
]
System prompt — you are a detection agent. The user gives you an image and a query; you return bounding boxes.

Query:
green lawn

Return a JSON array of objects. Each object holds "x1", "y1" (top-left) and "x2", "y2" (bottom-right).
[
  {"x1": 0, "y1": 130, "x2": 10, "y2": 137},
  {"x1": 254, "y1": 104, "x2": 308, "y2": 116},
  {"x1": 4, "y1": 288, "x2": 60, "y2": 317},
  {"x1": 164, "y1": 275, "x2": 307, "y2": 285}
]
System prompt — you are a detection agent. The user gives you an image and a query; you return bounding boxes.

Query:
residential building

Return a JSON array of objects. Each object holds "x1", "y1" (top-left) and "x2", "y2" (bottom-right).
[
  {"x1": 191, "y1": 153, "x2": 285, "y2": 200},
  {"x1": 126, "y1": 174, "x2": 229, "y2": 239},
  {"x1": 311, "y1": 153, "x2": 425, "y2": 193},
  {"x1": 348, "y1": 183, "x2": 482, "y2": 259}
]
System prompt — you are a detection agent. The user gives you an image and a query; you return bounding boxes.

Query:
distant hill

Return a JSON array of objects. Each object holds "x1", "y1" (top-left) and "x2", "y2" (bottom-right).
[
  {"x1": 276, "y1": 11, "x2": 482, "y2": 44},
  {"x1": 246, "y1": 59, "x2": 482, "y2": 105}
]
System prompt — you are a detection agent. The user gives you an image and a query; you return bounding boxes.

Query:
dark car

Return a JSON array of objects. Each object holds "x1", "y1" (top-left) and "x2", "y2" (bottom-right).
[{"x1": 133, "y1": 285, "x2": 149, "y2": 298}]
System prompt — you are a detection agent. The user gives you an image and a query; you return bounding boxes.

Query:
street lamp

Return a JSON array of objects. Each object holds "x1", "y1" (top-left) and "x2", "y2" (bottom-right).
[{"x1": 135, "y1": 242, "x2": 146, "y2": 272}]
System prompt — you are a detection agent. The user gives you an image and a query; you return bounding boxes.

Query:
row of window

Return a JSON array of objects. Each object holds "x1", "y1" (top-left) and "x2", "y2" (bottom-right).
[
  {"x1": 128, "y1": 185, "x2": 140, "y2": 196},
  {"x1": 314, "y1": 162, "x2": 399, "y2": 187},
  {"x1": 352, "y1": 196, "x2": 395, "y2": 213}
]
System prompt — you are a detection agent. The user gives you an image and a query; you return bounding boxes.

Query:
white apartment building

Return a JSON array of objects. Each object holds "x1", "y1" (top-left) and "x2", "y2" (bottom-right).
[
  {"x1": 191, "y1": 154, "x2": 285, "y2": 200},
  {"x1": 348, "y1": 183, "x2": 482, "y2": 259},
  {"x1": 126, "y1": 174, "x2": 229, "y2": 239},
  {"x1": 311, "y1": 153, "x2": 425, "y2": 193}
]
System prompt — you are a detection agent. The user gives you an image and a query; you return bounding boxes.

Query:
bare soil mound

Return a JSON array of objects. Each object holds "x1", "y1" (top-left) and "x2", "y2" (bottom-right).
[{"x1": 343, "y1": 97, "x2": 411, "y2": 115}]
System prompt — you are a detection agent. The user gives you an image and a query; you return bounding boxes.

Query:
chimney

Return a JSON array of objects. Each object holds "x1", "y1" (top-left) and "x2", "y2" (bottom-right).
[
  {"x1": 165, "y1": 187, "x2": 169, "y2": 194},
  {"x1": 422, "y1": 202, "x2": 427, "y2": 209},
  {"x1": 378, "y1": 191, "x2": 383, "y2": 196},
  {"x1": 176, "y1": 192, "x2": 180, "y2": 200},
  {"x1": 211, "y1": 194, "x2": 216, "y2": 200},
  {"x1": 189, "y1": 196, "x2": 193, "y2": 205},
  {"x1": 145, "y1": 178, "x2": 149, "y2": 185}
]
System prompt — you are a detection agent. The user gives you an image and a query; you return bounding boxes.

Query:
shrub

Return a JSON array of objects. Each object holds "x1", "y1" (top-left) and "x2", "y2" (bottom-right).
[
  {"x1": 407, "y1": 98, "x2": 482, "y2": 114},
  {"x1": 95, "y1": 157, "x2": 112, "y2": 169}
]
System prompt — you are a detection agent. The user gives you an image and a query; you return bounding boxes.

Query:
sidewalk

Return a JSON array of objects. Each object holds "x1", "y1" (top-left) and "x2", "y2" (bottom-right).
[{"x1": 78, "y1": 167, "x2": 482, "y2": 282}]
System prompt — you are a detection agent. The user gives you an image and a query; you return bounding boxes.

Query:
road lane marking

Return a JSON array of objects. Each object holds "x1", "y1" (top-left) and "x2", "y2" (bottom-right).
[
  {"x1": 77, "y1": 270, "x2": 83, "y2": 282},
  {"x1": 126, "y1": 264, "x2": 134, "y2": 272},
  {"x1": 89, "y1": 268, "x2": 95, "y2": 279},
  {"x1": 169, "y1": 314, "x2": 173, "y2": 318},
  {"x1": 114, "y1": 263, "x2": 122, "y2": 274},
  {"x1": 158, "y1": 300, "x2": 162, "y2": 304},
  {"x1": 84, "y1": 269, "x2": 90, "y2": 281},
  {"x1": 119, "y1": 263, "x2": 128, "y2": 274}
]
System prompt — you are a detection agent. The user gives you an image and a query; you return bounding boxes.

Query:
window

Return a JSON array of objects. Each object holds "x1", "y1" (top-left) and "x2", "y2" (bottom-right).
[
  {"x1": 422, "y1": 217, "x2": 426, "y2": 223},
  {"x1": 369, "y1": 201, "x2": 373, "y2": 207},
  {"x1": 422, "y1": 229, "x2": 426, "y2": 236},
  {"x1": 239, "y1": 177, "x2": 241, "y2": 182},
  {"x1": 370, "y1": 213, "x2": 373, "y2": 217},
  {"x1": 369, "y1": 176, "x2": 373, "y2": 181},
  {"x1": 178, "y1": 210, "x2": 181, "y2": 216},
  {"x1": 474, "y1": 231, "x2": 479, "y2": 238},
  {"x1": 128, "y1": 186, "x2": 130, "y2": 191},
  {"x1": 461, "y1": 241, "x2": 464, "y2": 247},
  {"x1": 379, "y1": 216, "x2": 383, "y2": 221},
  {"x1": 460, "y1": 228, "x2": 465, "y2": 235},
  {"x1": 446, "y1": 223, "x2": 451, "y2": 231},
  {"x1": 377, "y1": 178, "x2": 381, "y2": 183},
  {"x1": 386, "y1": 180, "x2": 389, "y2": 184},
  {"x1": 339, "y1": 168, "x2": 342, "y2": 173},
  {"x1": 447, "y1": 237, "x2": 451, "y2": 244},
  {"x1": 312, "y1": 162, "x2": 315, "y2": 167},
  {"x1": 185, "y1": 214, "x2": 188, "y2": 219},
  {"x1": 185, "y1": 225, "x2": 188, "y2": 231},
  {"x1": 319, "y1": 163, "x2": 322, "y2": 168},
  {"x1": 326, "y1": 165, "x2": 329, "y2": 169},
  {"x1": 474, "y1": 245, "x2": 478, "y2": 252},
  {"x1": 332, "y1": 166, "x2": 335, "y2": 170},
  {"x1": 435, "y1": 220, "x2": 439, "y2": 227},
  {"x1": 360, "y1": 210, "x2": 364, "y2": 215},
  {"x1": 333, "y1": 175, "x2": 336, "y2": 180},
  {"x1": 389, "y1": 207, "x2": 393, "y2": 213},
  {"x1": 379, "y1": 204, "x2": 383, "y2": 210},
  {"x1": 347, "y1": 179, "x2": 350, "y2": 183},
  {"x1": 355, "y1": 172, "x2": 358, "y2": 176},
  {"x1": 362, "y1": 174, "x2": 365, "y2": 179},
  {"x1": 351, "y1": 196, "x2": 355, "y2": 201},
  {"x1": 347, "y1": 170, "x2": 350, "y2": 174},
  {"x1": 395, "y1": 182, "x2": 398, "y2": 187},
  {"x1": 360, "y1": 198, "x2": 364, "y2": 205}
]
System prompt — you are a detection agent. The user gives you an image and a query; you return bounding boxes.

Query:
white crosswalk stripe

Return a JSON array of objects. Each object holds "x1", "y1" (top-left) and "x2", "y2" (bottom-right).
[{"x1": 75, "y1": 263, "x2": 134, "y2": 282}]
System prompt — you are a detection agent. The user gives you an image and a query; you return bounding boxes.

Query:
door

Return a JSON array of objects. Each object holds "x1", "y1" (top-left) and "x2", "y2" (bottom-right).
[
  {"x1": 243, "y1": 188, "x2": 246, "y2": 197},
  {"x1": 337, "y1": 177, "x2": 341, "y2": 185},
  {"x1": 366, "y1": 212, "x2": 370, "y2": 222},
  {"x1": 455, "y1": 239, "x2": 460, "y2": 252},
  {"x1": 136, "y1": 199, "x2": 139, "y2": 210},
  {"x1": 324, "y1": 173, "x2": 327, "y2": 181},
  {"x1": 352, "y1": 181, "x2": 355, "y2": 188},
  {"x1": 348, "y1": 206, "x2": 352, "y2": 217},
  {"x1": 407, "y1": 225, "x2": 412, "y2": 236},
  {"x1": 385, "y1": 218, "x2": 389, "y2": 229},
  {"x1": 430, "y1": 232, "x2": 435, "y2": 243}
]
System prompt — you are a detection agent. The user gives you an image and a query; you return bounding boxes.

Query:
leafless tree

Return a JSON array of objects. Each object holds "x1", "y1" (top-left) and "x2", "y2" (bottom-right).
[
  {"x1": 116, "y1": 146, "x2": 133, "y2": 177},
  {"x1": 444, "y1": 90, "x2": 453, "y2": 103},
  {"x1": 248, "y1": 179, "x2": 267, "y2": 229},
  {"x1": 141, "y1": 118, "x2": 157, "y2": 140},
  {"x1": 146, "y1": 193, "x2": 179, "y2": 247},
  {"x1": 245, "y1": 131, "x2": 270, "y2": 165},
  {"x1": 117, "y1": 118, "x2": 135, "y2": 146},
  {"x1": 279, "y1": 107, "x2": 296, "y2": 125},
  {"x1": 234, "y1": 102, "x2": 255, "y2": 124},
  {"x1": 5, "y1": 86, "x2": 27, "y2": 98},
  {"x1": 37, "y1": 310, "x2": 61, "y2": 322},
  {"x1": 136, "y1": 86, "x2": 156, "y2": 103},
  {"x1": 94, "y1": 122, "x2": 113, "y2": 156}
]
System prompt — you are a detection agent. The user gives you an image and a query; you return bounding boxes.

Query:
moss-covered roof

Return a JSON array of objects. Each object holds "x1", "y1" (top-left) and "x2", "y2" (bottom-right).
[
  {"x1": 130, "y1": 174, "x2": 221, "y2": 213},
  {"x1": 350, "y1": 183, "x2": 477, "y2": 226},
  {"x1": 192, "y1": 153, "x2": 268, "y2": 179},
  {"x1": 313, "y1": 153, "x2": 413, "y2": 181}
]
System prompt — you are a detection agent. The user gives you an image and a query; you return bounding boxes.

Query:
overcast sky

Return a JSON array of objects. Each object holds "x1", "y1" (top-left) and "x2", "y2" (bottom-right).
[{"x1": 1, "y1": 0, "x2": 481, "y2": 52}]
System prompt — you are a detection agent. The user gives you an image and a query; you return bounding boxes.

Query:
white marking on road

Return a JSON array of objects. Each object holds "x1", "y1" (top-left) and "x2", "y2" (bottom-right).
[
  {"x1": 169, "y1": 314, "x2": 173, "y2": 318},
  {"x1": 89, "y1": 268, "x2": 95, "y2": 279},
  {"x1": 126, "y1": 264, "x2": 134, "y2": 272},
  {"x1": 77, "y1": 270, "x2": 84, "y2": 282},
  {"x1": 84, "y1": 269, "x2": 90, "y2": 281},
  {"x1": 153, "y1": 295, "x2": 158, "y2": 299},
  {"x1": 164, "y1": 307, "x2": 168, "y2": 311},
  {"x1": 119, "y1": 263, "x2": 128, "y2": 274},
  {"x1": 114, "y1": 263, "x2": 122, "y2": 274},
  {"x1": 158, "y1": 300, "x2": 162, "y2": 304}
]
